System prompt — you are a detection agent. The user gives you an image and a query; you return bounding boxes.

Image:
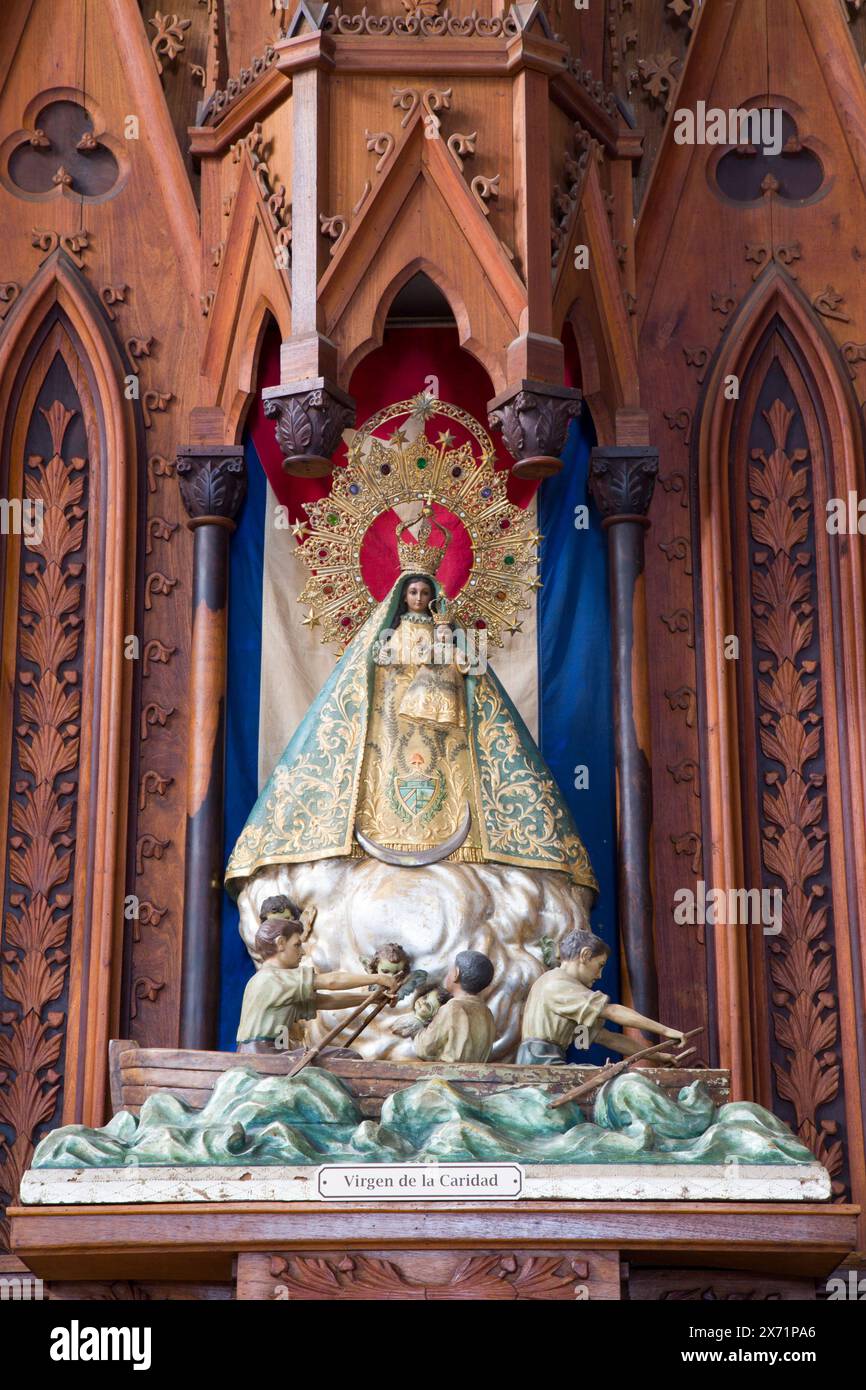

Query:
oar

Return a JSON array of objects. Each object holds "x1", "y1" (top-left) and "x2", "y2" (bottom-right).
[
  {"x1": 547, "y1": 1027, "x2": 704, "y2": 1109},
  {"x1": 340, "y1": 991, "x2": 392, "y2": 1049},
  {"x1": 285, "y1": 988, "x2": 391, "y2": 1079}
]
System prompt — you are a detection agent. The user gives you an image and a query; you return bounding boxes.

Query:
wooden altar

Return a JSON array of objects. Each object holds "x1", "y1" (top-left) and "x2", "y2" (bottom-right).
[{"x1": 2, "y1": 0, "x2": 866, "y2": 1302}]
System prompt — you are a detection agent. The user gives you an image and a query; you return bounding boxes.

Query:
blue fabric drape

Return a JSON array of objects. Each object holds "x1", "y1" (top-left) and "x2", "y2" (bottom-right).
[
  {"x1": 537, "y1": 413, "x2": 619, "y2": 1059},
  {"x1": 218, "y1": 436, "x2": 266, "y2": 1049}
]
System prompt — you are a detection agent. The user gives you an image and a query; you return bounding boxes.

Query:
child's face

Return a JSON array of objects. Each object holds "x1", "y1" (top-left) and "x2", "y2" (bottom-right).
[
  {"x1": 378, "y1": 955, "x2": 407, "y2": 980},
  {"x1": 272, "y1": 931, "x2": 303, "y2": 968},
  {"x1": 575, "y1": 947, "x2": 607, "y2": 987},
  {"x1": 414, "y1": 993, "x2": 440, "y2": 1024}
]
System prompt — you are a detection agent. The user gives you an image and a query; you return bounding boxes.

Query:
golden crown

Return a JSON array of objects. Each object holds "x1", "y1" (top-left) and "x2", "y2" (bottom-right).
[
  {"x1": 429, "y1": 590, "x2": 458, "y2": 625},
  {"x1": 396, "y1": 498, "x2": 452, "y2": 577}
]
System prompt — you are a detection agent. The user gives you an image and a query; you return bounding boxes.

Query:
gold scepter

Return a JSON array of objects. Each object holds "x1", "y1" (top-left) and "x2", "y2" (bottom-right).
[{"x1": 547, "y1": 1027, "x2": 704, "y2": 1109}]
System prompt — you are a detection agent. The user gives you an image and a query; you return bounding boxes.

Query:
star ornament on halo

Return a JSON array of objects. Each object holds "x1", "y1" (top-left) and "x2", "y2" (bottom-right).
[{"x1": 409, "y1": 392, "x2": 438, "y2": 422}]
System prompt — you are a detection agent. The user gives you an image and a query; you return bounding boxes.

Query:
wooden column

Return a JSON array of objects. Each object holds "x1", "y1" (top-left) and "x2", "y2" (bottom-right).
[
  {"x1": 176, "y1": 446, "x2": 247, "y2": 1049},
  {"x1": 488, "y1": 55, "x2": 580, "y2": 478},
  {"x1": 589, "y1": 446, "x2": 659, "y2": 1018},
  {"x1": 266, "y1": 18, "x2": 355, "y2": 477}
]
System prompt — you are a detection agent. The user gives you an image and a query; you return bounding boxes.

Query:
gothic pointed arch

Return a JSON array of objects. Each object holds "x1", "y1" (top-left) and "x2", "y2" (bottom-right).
[
  {"x1": 228, "y1": 296, "x2": 286, "y2": 442},
  {"x1": 341, "y1": 259, "x2": 497, "y2": 389},
  {"x1": 555, "y1": 161, "x2": 640, "y2": 445},
  {"x1": 201, "y1": 147, "x2": 292, "y2": 440},
  {"x1": 692, "y1": 263, "x2": 866, "y2": 1205},
  {"x1": 317, "y1": 110, "x2": 525, "y2": 392},
  {"x1": 0, "y1": 249, "x2": 140, "y2": 1235}
]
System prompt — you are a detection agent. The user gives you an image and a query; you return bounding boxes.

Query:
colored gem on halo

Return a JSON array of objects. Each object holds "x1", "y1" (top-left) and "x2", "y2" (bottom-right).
[
  {"x1": 504, "y1": 555, "x2": 514, "y2": 565},
  {"x1": 327, "y1": 513, "x2": 339, "y2": 525},
  {"x1": 349, "y1": 483, "x2": 361, "y2": 495},
  {"x1": 416, "y1": 457, "x2": 427, "y2": 469},
  {"x1": 481, "y1": 487, "x2": 492, "y2": 498}
]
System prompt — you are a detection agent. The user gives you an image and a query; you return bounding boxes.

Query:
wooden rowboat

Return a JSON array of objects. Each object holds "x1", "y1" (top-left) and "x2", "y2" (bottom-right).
[{"x1": 109, "y1": 1040, "x2": 731, "y2": 1120}]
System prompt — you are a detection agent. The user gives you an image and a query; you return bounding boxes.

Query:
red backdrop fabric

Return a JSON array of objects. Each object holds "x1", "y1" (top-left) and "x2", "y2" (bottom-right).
[{"x1": 246, "y1": 323, "x2": 540, "y2": 600}]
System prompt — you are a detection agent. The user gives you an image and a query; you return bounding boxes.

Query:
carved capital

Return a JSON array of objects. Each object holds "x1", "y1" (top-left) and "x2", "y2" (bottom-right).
[
  {"x1": 588, "y1": 446, "x2": 659, "y2": 523},
  {"x1": 262, "y1": 378, "x2": 355, "y2": 478},
  {"x1": 487, "y1": 380, "x2": 582, "y2": 479},
  {"x1": 176, "y1": 446, "x2": 247, "y2": 527}
]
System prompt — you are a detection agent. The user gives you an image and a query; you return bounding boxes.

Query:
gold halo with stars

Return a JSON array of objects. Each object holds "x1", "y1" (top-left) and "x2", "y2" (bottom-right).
[{"x1": 294, "y1": 394, "x2": 542, "y2": 650}]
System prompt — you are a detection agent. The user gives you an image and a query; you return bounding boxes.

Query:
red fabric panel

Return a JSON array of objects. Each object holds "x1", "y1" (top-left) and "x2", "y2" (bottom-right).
[{"x1": 247, "y1": 323, "x2": 539, "y2": 598}]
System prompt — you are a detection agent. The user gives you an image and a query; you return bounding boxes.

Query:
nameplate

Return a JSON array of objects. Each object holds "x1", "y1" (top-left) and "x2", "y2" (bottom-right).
[{"x1": 316, "y1": 1162, "x2": 523, "y2": 1200}]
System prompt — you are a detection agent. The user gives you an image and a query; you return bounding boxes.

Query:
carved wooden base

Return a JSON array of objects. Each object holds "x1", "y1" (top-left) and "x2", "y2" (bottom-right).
[
  {"x1": 261, "y1": 378, "x2": 355, "y2": 477},
  {"x1": 239, "y1": 1249, "x2": 620, "y2": 1301},
  {"x1": 509, "y1": 453, "x2": 566, "y2": 480},
  {"x1": 10, "y1": 1200, "x2": 857, "y2": 1298},
  {"x1": 2, "y1": 1250, "x2": 828, "y2": 1301},
  {"x1": 487, "y1": 379, "x2": 582, "y2": 478}
]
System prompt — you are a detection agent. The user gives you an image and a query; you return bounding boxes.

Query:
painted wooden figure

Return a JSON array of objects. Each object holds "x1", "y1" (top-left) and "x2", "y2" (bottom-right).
[{"x1": 518, "y1": 929, "x2": 685, "y2": 1066}]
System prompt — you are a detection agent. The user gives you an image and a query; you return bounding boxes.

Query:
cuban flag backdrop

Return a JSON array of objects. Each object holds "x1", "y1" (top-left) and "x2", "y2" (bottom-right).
[{"x1": 219, "y1": 324, "x2": 618, "y2": 1051}]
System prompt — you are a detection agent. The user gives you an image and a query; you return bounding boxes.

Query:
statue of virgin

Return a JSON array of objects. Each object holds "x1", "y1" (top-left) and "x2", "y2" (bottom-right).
[{"x1": 226, "y1": 398, "x2": 597, "y2": 1059}]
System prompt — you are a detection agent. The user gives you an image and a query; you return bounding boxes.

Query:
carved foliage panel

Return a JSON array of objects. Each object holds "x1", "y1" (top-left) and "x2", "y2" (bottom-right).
[
  {"x1": 125, "y1": 454, "x2": 186, "y2": 1043},
  {"x1": 237, "y1": 1249, "x2": 621, "y2": 1301},
  {"x1": 730, "y1": 332, "x2": 847, "y2": 1194},
  {"x1": 618, "y1": 0, "x2": 697, "y2": 207},
  {"x1": 0, "y1": 327, "x2": 91, "y2": 1243}
]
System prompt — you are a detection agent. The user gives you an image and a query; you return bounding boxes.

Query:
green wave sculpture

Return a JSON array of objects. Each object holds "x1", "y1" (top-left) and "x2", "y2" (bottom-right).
[{"x1": 31, "y1": 1067, "x2": 816, "y2": 1169}]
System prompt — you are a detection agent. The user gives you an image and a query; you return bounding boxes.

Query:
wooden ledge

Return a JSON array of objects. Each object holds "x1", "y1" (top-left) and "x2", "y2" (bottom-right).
[{"x1": 10, "y1": 1200, "x2": 858, "y2": 1283}]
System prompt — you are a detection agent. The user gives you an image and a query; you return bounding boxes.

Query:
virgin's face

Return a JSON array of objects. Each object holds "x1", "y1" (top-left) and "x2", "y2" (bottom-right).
[{"x1": 405, "y1": 579, "x2": 433, "y2": 613}]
